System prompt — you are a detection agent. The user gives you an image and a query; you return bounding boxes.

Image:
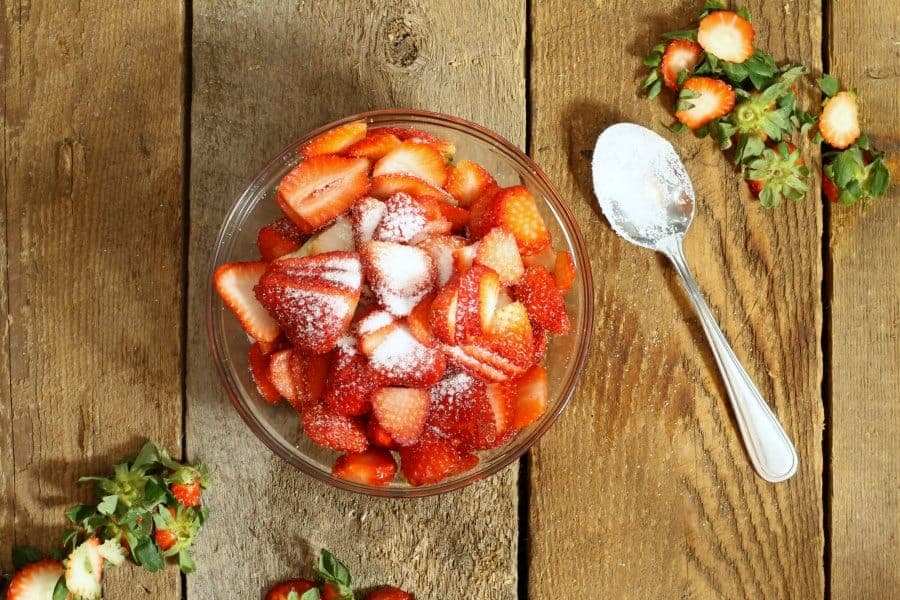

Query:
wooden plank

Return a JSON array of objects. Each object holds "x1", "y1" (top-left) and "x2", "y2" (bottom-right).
[
  {"x1": 187, "y1": 1, "x2": 524, "y2": 597},
  {"x1": 527, "y1": 1, "x2": 824, "y2": 597},
  {"x1": 0, "y1": 2, "x2": 185, "y2": 597},
  {"x1": 827, "y1": 3, "x2": 900, "y2": 596}
]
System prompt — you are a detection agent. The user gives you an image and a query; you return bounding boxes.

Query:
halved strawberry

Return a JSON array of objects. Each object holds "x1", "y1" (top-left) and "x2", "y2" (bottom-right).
[
  {"x1": 65, "y1": 537, "x2": 104, "y2": 600},
  {"x1": 445, "y1": 160, "x2": 496, "y2": 207},
  {"x1": 427, "y1": 370, "x2": 495, "y2": 447},
  {"x1": 266, "y1": 580, "x2": 317, "y2": 600},
  {"x1": 437, "y1": 202, "x2": 470, "y2": 232},
  {"x1": 289, "y1": 350, "x2": 332, "y2": 413},
  {"x1": 399, "y1": 428, "x2": 478, "y2": 486},
  {"x1": 276, "y1": 155, "x2": 370, "y2": 233},
  {"x1": 372, "y1": 387, "x2": 429, "y2": 446},
  {"x1": 346, "y1": 131, "x2": 402, "y2": 160},
  {"x1": 818, "y1": 91, "x2": 860, "y2": 149},
  {"x1": 553, "y1": 250, "x2": 576, "y2": 291},
  {"x1": 373, "y1": 192, "x2": 450, "y2": 244},
  {"x1": 429, "y1": 278, "x2": 460, "y2": 344},
  {"x1": 675, "y1": 76, "x2": 736, "y2": 130},
  {"x1": 407, "y1": 293, "x2": 436, "y2": 345},
  {"x1": 467, "y1": 184, "x2": 501, "y2": 239},
  {"x1": 367, "y1": 418, "x2": 398, "y2": 449},
  {"x1": 514, "y1": 265, "x2": 570, "y2": 334},
  {"x1": 351, "y1": 196, "x2": 387, "y2": 247},
  {"x1": 323, "y1": 346, "x2": 382, "y2": 416},
  {"x1": 271, "y1": 252, "x2": 363, "y2": 292},
  {"x1": 332, "y1": 448, "x2": 398, "y2": 486},
  {"x1": 511, "y1": 364, "x2": 548, "y2": 429},
  {"x1": 214, "y1": 262, "x2": 281, "y2": 343},
  {"x1": 248, "y1": 343, "x2": 281, "y2": 403},
  {"x1": 302, "y1": 403, "x2": 368, "y2": 452},
  {"x1": 301, "y1": 120, "x2": 367, "y2": 158},
  {"x1": 417, "y1": 235, "x2": 466, "y2": 286},
  {"x1": 364, "y1": 323, "x2": 446, "y2": 387},
  {"x1": 373, "y1": 142, "x2": 448, "y2": 188},
  {"x1": 487, "y1": 186, "x2": 551, "y2": 255},
  {"x1": 696, "y1": 10, "x2": 754, "y2": 63},
  {"x1": 442, "y1": 343, "x2": 511, "y2": 382},
  {"x1": 475, "y1": 227, "x2": 524, "y2": 285},
  {"x1": 7, "y1": 559, "x2": 63, "y2": 600},
  {"x1": 660, "y1": 39, "x2": 704, "y2": 90},
  {"x1": 257, "y1": 218, "x2": 307, "y2": 261},
  {"x1": 362, "y1": 241, "x2": 436, "y2": 317},
  {"x1": 369, "y1": 127, "x2": 455, "y2": 162},
  {"x1": 369, "y1": 173, "x2": 456, "y2": 204},
  {"x1": 267, "y1": 349, "x2": 296, "y2": 401},
  {"x1": 478, "y1": 301, "x2": 534, "y2": 369},
  {"x1": 455, "y1": 264, "x2": 501, "y2": 343}
]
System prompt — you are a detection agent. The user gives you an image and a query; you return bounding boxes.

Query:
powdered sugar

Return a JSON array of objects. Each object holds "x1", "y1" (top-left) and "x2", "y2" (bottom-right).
[
  {"x1": 369, "y1": 325, "x2": 442, "y2": 385},
  {"x1": 362, "y1": 241, "x2": 436, "y2": 317},
  {"x1": 356, "y1": 309, "x2": 395, "y2": 335},
  {"x1": 351, "y1": 197, "x2": 386, "y2": 246}
]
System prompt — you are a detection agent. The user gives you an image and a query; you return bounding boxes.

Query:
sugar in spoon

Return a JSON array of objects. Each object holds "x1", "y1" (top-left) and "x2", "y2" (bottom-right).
[{"x1": 591, "y1": 122, "x2": 798, "y2": 482}]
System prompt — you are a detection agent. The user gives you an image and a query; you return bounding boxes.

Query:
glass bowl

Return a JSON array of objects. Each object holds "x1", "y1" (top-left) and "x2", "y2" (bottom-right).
[{"x1": 207, "y1": 109, "x2": 594, "y2": 497}]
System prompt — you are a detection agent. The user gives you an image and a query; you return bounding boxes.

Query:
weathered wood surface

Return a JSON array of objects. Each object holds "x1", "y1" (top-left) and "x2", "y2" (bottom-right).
[
  {"x1": 0, "y1": 1, "x2": 185, "y2": 597},
  {"x1": 827, "y1": 3, "x2": 900, "y2": 597},
  {"x1": 527, "y1": 1, "x2": 824, "y2": 597},
  {"x1": 187, "y1": 1, "x2": 525, "y2": 597}
]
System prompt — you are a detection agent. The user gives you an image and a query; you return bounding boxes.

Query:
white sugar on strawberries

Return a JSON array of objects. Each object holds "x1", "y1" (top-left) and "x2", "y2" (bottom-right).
[{"x1": 215, "y1": 119, "x2": 575, "y2": 486}]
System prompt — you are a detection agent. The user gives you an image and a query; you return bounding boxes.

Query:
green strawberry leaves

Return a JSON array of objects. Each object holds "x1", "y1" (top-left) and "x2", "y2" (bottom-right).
[{"x1": 316, "y1": 549, "x2": 355, "y2": 599}]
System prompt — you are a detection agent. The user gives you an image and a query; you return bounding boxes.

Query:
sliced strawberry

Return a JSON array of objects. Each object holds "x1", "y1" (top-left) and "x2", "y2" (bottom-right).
[
  {"x1": 283, "y1": 215, "x2": 355, "y2": 259},
  {"x1": 356, "y1": 309, "x2": 400, "y2": 354},
  {"x1": 351, "y1": 196, "x2": 387, "y2": 247},
  {"x1": 369, "y1": 173, "x2": 456, "y2": 204},
  {"x1": 675, "y1": 77, "x2": 736, "y2": 130},
  {"x1": 257, "y1": 218, "x2": 307, "y2": 261},
  {"x1": 271, "y1": 252, "x2": 363, "y2": 292},
  {"x1": 417, "y1": 235, "x2": 466, "y2": 286},
  {"x1": 369, "y1": 127, "x2": 455, "y2": 162},
  {"x1": 455, "y1": 264, "x2": 501, "y2": 343},
  {"x1": 479, "y1": 381, "x2": 517, "y2": 448},
  {"x1": 289, "y1": 350, "x2": 332, "y2": 413},
  {"x1": 267, "y1": 349, "x2": 296, "y2": 401},
  {"x1": 511, "y1": 364, "x2": 548, "y2": 429},
  {"x1": 372, "y1": 387, "x2": 429, "y2": 446},
  {"x1": 445, "y1": 160, "x2": 496, "y2": 207},
  {"x1": 65, "y1": 537, "x2": 104, "y2": 599},
  {"x1": 437, "y1": 202, "x2": 470, "y2": 233},
  {"x1": 365, "y1": 587, "x2": 414, "y2": 600},
  {"x1": 276, "y1": 155, "x2": 370, "y2": 233},
  {"x1": 818, "y1": 91, "x2": 860, "y2": 149},
  {"x1": 531, "y1": 326, "x2": 548, "y2": 364},
  {"x1": 266, "y1": 580, "x2": 317, "y2": 600},
  {"x1": 367, "y1": 418, "x2": 399, "y2": 449},
  {"x1": 479, "y1": 301, "x2": 534, "y2": 369},
  {"x1": 442, "y1": 344, "x2": 511, "y2": 382},
  {"x1": 364, "y1": 323, "x2": 446, "y2": 387},
  {"x1": 696, "y1": 10, "x2": 754, "y2": 63},
  {"x1": 346, "y1": 131, "x2": 402, "y2": 160},
  {"x1": 427, "y1": 369, "x2": 490, "y2": 445},
  {"x1": 488, "y1": 186, "x2": 551, "y2": 255},
  {"x1": 399, "y1": 428, "x2": 478, "y2": 486},
  {"x1": 362, "y1": 241, "x2": 436, "y2": 317},
  {"x1": 407, "y1": 293, "x2": 436, "y2": 345},
  {"x1": 521, "y1": 245, "x2": 555, "y2": 270},
  {"x1": 429, "y1": 278, "x2": 460, "y2": 344},
  {"x1": 373, "y1": 192, "x2": 450, "y2": 244},
  {"x1": 514, "y1": 265, "x2": 570, "y2": 334},
  {"x1": 248, "y1": 343, "x2": 281, "y2": 403},
  {"x1": 467, "y1": 184, "x2": 501, "y2": 239},
  {"x1": 452, "y1": 244, "x2": 477, "y2": 274},
  {"x1": 553, "y1": 250, "x2": 576, "y2": 291},
  {"x1": 7, "y1": 559, "x2": 63, "y2": 600},
  {"x1": 373, "y1": 142, "x2": 448, "y2": 188},
  {"x1": 332, "y1": 448, "x2": 398, "y2": 486},
  {"x1": 660, "y1": 39, "x2": 704, "y2": 91},
  {"x1": 302, "y1": 403, "x2": 368, "y2": 452},
  {"x1": 324, "y1": 346, "x2": 382, "y2": 416},
  {"x1": 301, "y1": 120, "x2": 367, "y2": 158},
  {"x1": 475, "y1": 227, "x2": 525, "y2": 285},
  {"x1": 214, "y1": 262, "x2": 281, "y2": 343}
]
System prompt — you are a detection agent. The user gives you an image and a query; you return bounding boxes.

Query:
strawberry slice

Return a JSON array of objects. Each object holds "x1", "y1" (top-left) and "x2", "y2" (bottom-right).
[
  {"x1": 214, "y1": 261, "x2": 281, "y2": 343},
  {"x1": 675, "y1": 76, "x2": 736, "y2": 131},
  {"x1": 369, "y1": 127, "x2": 455, "y2": 162},
  {"x1": 289, "y1": 350, "x2": 332, "y2": 413},
  {"x1": 531, "y1": 326, "x2": 548, "y2": 364},
  {"x1": 302, "y1": 403, "x2": 368, "y2": 452},
  {"x1": 6, "y1": 559, "x2": 63, "y2": 600},
  {"x1": 417, "y1": 235, "x2": 466, "y2": 287},
  {"x1": 818, "y1": 91, "x2": 860, "y2": 149},
  {"x1": 276, "y1": 155, "x2": 370, "y2": 233},
  {"x1": 511, "y1": 364, "x2": 549, "y2": 429},
  {"x1": 281, "y1": 216, "x2": 355, "y2": 259},
  {"x1": 346, "y1": 131, "x2": 403, "y2": 160},
  {"x1": 553, "y1": 250, "x2": 576, "y2": 291},
  {"x1": 364, "y1": 323, "x2": 446, "y2": 387},
  {"x1": 373, "y1": 192, "x2": 450, "y2": 244},
  {"x1": 478, "y1": 301, "x2": 534, "y2": 369},
  {"x1": 331, "y1": 448, "x2": 398, "y2": 487},
  {"x1": 407, "y1": 293, "x2": 436, "y2": 345},
  {"x1": 367, "y1": 418, "x2": 398, "y2": 449},
  {"x1": 373, "y1": 142, "x2": 448, "y2": 188},
  {"x1": 660, "y1": 39, "x2": 704, "y2": 90},
  {"x1": 355, "y1": 309, "x2": 400, "y2": 354},
  {"x1": 455, "y1": 264, "x2": 501, "y2": 343},
  {"x1": 399, "y1": 428, "x2": 478, "y2": 486},
  {"x1": 350, "y1": 196, "x2": 387, "y2": 247},
  {"x1": 362, "y1": 241, "x2": 436, "y2": 317},
  {"x1": 372, "y1": 387, "x2": 429, "y2": 446},
  {"x1": 479, "y1": 381, "x2": 517, "y2": 449},
  {"x1": 429, "y1": 278, "x2": 460, "y2": 344},
  {"x1": 438, "y1": 202, "x2": 470, "y2": 232},
  {"x1": 445, "y1": 159, "x2": 496, "y2": 207},
  {"x1": 248, "y1": 343, "x2": 281, "y2": 404},
  {"x1": 324, "y1": 345, "x2": 383, "y2": 416},
  {"x1": 475, "y1": 227, "x2": 525, "y2": 285},
  {"x1": 257, "y1": 218, "x2": 307, "y2": 261},
  {"x1": 515, "y1": 265, "x2": 570, "y2": 334},
  {"x1": 467, "y1": 184, "x2": 501, "y2": 239},
  {"x1": 442, "y1": 344, "x2": 511, "y2": 382},
  {"x1": 266, "y1": 580, "x2": 317, "y2": 600},
  {"x1": 488, "y1": 186, "x2": 551, "y2": 255},
  {"x1": 267, "y1": 349, "x2": 296, "y2": 401},
  {"x1": 696, "y1": 10, "x2": 754, "y2": 63},
  {"x1": 427, "y1": 370, "x2": 494, "y2": 446},
  {"x1": 65, "y1": 536, "x2": 104, "y2": 600},
  {"x1": 369, "y1": 173, "x2": 456, "y2": 205},
  {"x1": 272, "y1": 252, "x2": 363, "y2": 292},
  {"x1": 452, "y1": 244, "x2": 477, "y2": 274},
  {"x1": 301, "y1": 120, "x2": 367, "y2": 158}
]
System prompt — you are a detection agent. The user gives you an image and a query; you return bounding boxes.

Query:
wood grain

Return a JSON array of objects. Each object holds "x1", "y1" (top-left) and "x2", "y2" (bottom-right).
[
  {"x1": 0, "y1": 1, "x2": 185, "y2": 597},
  {"x1": 827, "y1": 3, "x2": 900, "y2": 597},
  {"x1": 187, "y1": 1, "x2": 524, "y2": 597},
  {"x1": 527, "y1": 1, "x2": 824, "y2": 597}
]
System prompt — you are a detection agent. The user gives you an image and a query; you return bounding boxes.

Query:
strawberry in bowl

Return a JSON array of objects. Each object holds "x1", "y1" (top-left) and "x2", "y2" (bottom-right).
[{"x1": 208, "y1": 110, "x2": 593, "y2": 496}]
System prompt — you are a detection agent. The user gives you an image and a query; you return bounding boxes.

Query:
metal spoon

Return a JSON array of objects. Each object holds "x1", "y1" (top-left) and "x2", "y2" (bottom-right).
[{"x1": 591, "y1": 122, "x2": 798, "y2": 482}]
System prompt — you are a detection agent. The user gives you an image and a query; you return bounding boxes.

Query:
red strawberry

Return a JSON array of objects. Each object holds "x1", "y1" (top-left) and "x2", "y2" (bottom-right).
[
  {"x1": 514, "y1": 265, "x2": 570, "y2": 334},
  {"x1": 170, "y1": 480, "x2": 202, "y2": 508},
  {"x1": 660, "y1": 39, "x2": 704, "y2": 90},
  {"x1": 429, "y1": 278, "x2": 460, "y2": 344},
  {"x1": 477, "y1": 301, "x2": 534, "y2": 370},
  {"x1": 6, "y1": 559, "x2": 63, "y2": 600},
  {"x1": 362, "y1": 241, "x2": 436, "y2": 317},
  {"x1": 475, "y1": 227, "x2": 525, "y2": 285},
  {"x1": 428, "y1": 370, "x2": 492, "y2": 446},
  {"x1": 324, "y1": 345, "x2": 382, "y2": 416},
  {"x1": 302, "y1": 403, "x2": 369, "y2": 452},
  {"x1": 553, "y1": 250, "x2": 576, "y2": 292},
  {"x1": 364, "y1": 323, "x2": 446, "y2": 387},
  {"x1": 675, "y1": 77, "x2": 736, "y2": 130},
  {"x1": 452, "y1": 244, "x2": 476, "y2": 274},
  {"x1": 417, "y1": 235, "x2": 466, "y2": 287},
  {"x1": 367, "y1": 418, "x2": 398, "y2": 449},
  {"x1": 696, "y1": 10, "x2": 754, "y2": 63},
  {"x1": 467, "y1": 184, "x2": 501, "y2": 239},
  {"x1": 214, "y1": 262, "x2": 281, "y2": 343},
  {"x1": 369, "y1": 173, "x2": 456, "y2": 204},
  {"x1": 445, "y1": 159, "x2": 496, "y2": 207},
  {"x1": 356, "y1": 309, "x2": 400, "y2": 354},
  {"x1": 276, "y1": 155, "x2": 370, "y2": 233},
  {"x1": 369, "y1": 127, "x2": 455, "y2": 162},
  {"x1": 346, "y1": 131, "x2": 403, "y2": 160},
  {"x1": 818, "y1": 91, "x2": 860, "y2": 149},
  {"x1": 267, "y1": 348, "x2": 296, "y2": 401},
  {"x1": 366, "y1": 587, "x2": 414, "y2": 600},
  {"x1": 266, "y1": 580, "x2": 317, "y2": 600},
  {"x1": 822, "y1": 173, "x2": 840, "y2": 203},
  {"x1": 479, "y1": 381, "x2": 517, "y2": 448},
  {"x1": 248, "y1": 342, "x2": 281, "y2": 403},
  {"x1": 373, "y1": 192, "x2": 450, "y2": 244},
  {"x1": 332, "y1": 448, "x2": 398, "y2": 487},
  {"x1": 442, "y1": 343, "x2": 510, "y2": 382},
  {"x1": 257, "y1": 337, "x2": 286, "y2": 355},
  {"x1": 301, "y1": 120, "x2": 367, "y2": 158},
  {"x1": 399, "y1": 428, "x2": 478, "y2": 486},
  {"x1": 407, "y1": 293, "x2": 436, "y2": 345},
  {"x1": 154, "y1": 527, "x2": 178, "y2": 552},
  {"x1": 373, "y1": 142, "x2": 448, "y2": 188},
  {"x1": 351, "y1": 196, "x2": 387, "y2": 247},
  {"x1": 531, "y1": 326, "x2": 548, "y2": 364},
  {"x1": 437, "y1": 202, "x2": 470, "y2": 232},
  {"x1": 511, "y1": 364, "x2": 548, "y2": 429},
  {"x1": 455, "y1": 264, "x2": 501, "y2": 343},
  {"x1": 257, "y1": 218, "x2": 307, "y2": 261},
  {"x1": 289, "y1": 350, "x2": 332, "y2": 413},
  {"x1": 321, "y1": 583, "x2": 343, "y2": 600},
  {"x1": 372, "y1": 387, "x2": 429, "y2": 446},
  {"x1": 487, "y1": 186, "x2": 551, "y2": 255}
]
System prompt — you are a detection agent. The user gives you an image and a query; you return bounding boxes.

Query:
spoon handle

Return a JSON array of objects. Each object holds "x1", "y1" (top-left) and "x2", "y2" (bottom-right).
[{"x1": 663, "y1": 239, "x2": 798, "y2": 482}]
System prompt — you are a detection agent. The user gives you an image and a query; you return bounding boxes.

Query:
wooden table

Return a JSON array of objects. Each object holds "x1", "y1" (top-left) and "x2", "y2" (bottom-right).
[{"x1": 2, "y1": 1, "x2": 897, "y2": 598}]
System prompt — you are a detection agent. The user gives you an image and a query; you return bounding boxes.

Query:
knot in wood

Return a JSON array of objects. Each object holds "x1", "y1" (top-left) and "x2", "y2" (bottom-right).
[{"x1": 384, "y1": 18, "x2": 420, "y2": 67}]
